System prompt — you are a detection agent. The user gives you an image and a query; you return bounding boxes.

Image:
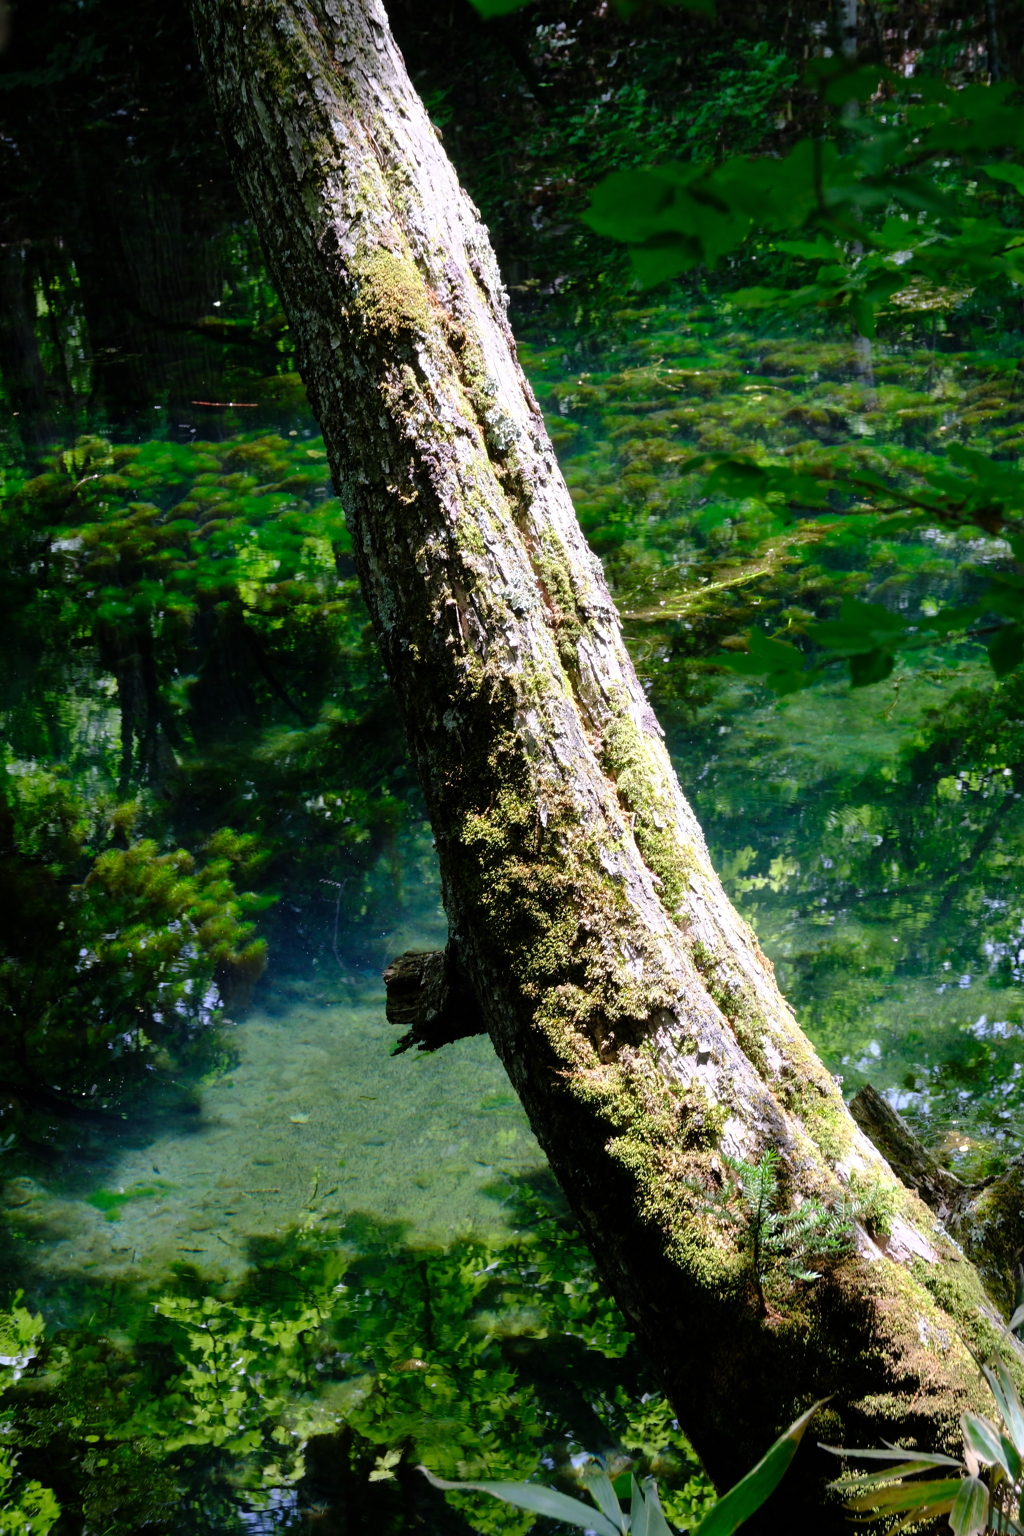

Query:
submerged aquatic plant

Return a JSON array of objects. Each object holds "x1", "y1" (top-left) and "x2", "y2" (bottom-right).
[{"x1": 0, "y1": 768, "x2": 268, "y2": 1103}]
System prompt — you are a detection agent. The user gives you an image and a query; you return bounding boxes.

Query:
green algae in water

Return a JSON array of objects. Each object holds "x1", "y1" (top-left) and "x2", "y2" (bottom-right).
[{"x1": 85, "y1": 1184, "x2": 170, "y2": 1221}]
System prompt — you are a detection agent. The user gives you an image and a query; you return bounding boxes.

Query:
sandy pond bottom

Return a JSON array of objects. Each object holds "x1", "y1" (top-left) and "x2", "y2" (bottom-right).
[{"x1": 5, "y1": 926, "x2": 543, "y2": 1298}]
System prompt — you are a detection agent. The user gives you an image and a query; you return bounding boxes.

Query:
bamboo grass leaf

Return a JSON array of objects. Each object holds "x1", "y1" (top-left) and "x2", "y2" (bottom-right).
[
  {"x1": 820, "y1": 1445, "x2": 964, "y2": 1468},
  {"x1": 630, "y1": 1475, "x2": 649, "y2": 1536},
  {"x1": 417, "y1": 1467, "x2": 622, "y2": 1536},
  {"x1": 582, "y1": 1466, "x2": 628, "y2": 1533},
  {"x1": 844, "y1": 1476, "x2": 964, "y2": 1512},
  {"x1": 984, "y1": 1362, "x2": 1024, "y2": 1457},
  {"x1": 690, "y1": 1400, "x2": 827, "y2": 1536},
  {"x1": 887, "y1": 1499, "x2": 958, "y2": 1533},
  {"x1": 962, "y1": 1411, "x2": 1009, "y2": 1473},
  {"x1": 833, "y1": 1460, "x2": 955, "y2": 1492},
  {"x1": 637, "y1": 1477, "x2": 675, "y2": 1536},
  {"x1": 949, "y1": 1475, "x2": 988, "y2": 1536}
]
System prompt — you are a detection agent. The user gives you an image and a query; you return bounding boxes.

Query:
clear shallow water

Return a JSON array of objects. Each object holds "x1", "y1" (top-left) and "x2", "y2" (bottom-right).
[
  {"x1": 6, "y1": 271, "x2": 1024, "y2": 1530},
  {"x1": 3, "y1": 850, "x2": 543, "y2": 1295}
]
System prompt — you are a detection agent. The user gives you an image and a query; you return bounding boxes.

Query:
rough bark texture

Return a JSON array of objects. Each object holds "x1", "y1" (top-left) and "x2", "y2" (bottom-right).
[{"x1": 188, "y1": 0, "x2": 1024, "y2": 1521}]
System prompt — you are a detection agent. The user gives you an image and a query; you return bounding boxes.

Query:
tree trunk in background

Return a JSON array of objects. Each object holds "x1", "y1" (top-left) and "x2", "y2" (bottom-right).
[
  {"x1": 188, "y1": 0, "x2": 1024, "y2": 1523},
  {"x1": 0, "y1": 243, "x2": 57, "y2": 446}
]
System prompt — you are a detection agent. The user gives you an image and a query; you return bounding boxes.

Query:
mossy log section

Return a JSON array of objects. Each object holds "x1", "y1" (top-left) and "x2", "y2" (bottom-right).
[
  {"x1": 851, "y1": 1084, "x2": 1024, "y2": 1318},
  {"x1": 189, "y1": 0, "x2": 1023, "y2": 1521}
]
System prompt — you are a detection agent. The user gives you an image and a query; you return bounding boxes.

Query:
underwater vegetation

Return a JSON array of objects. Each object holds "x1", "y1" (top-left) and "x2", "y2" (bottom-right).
[{"x1": 0, "y1": 1181, "x2": 716, "y2": 1536}]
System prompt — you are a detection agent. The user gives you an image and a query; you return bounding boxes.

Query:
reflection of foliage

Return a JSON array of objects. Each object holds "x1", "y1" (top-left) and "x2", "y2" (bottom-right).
[
  {"x1": 0, "y1": 428, "x2": 409, "y2": 913},
  {"x1": 0, "y1": 1452, "x2": 59, "y2": 1536},
  {"x1": 0, "y1": 1297, "x2": 59, "y2": 1535},
  {"x1": 535, "y1": 297, "x2": 1024, "y2": 1171},
  {"x1": 2, "y1": 430, "x2": 354, "y2": 784},
  {"x1": 0, "y1": 766, "x2": 268, "y2": 1101},
  {"x1": 0, "y1": 1187, "x2": 713, "y2": 1535}
]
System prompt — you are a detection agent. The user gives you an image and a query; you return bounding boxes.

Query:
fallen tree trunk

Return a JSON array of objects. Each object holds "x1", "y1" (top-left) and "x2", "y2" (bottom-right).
[{"x1": 188, "y1": 0, "x2": 1023, "y2": 1522}]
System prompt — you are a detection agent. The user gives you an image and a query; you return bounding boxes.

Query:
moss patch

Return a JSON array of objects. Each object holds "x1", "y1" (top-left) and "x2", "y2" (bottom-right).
[
  {"x1": 602, "y1": 711, "x2": 696, "y2": 912},
  {"x1": 690, "y1": 940, "x2": 853, "y2": 1164},
  {"x1": 354, "y1": 249, "x2": 434, "y2": 341}
]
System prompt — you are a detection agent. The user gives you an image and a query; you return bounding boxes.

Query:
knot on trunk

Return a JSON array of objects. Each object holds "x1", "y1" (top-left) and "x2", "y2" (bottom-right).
[{"x1": 383, "y1": 939, "x2": 487, "y2": 1055}]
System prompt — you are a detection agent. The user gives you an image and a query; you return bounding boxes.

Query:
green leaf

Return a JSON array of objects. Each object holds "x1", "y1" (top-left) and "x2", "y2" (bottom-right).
[
  {"x1": 717, "y1": 629, "x2": 813, "y2": 693},
  {"x1": 845, "y1": 1476, "x2": 963, "y2": 1512},
  {"x1": 1001, "y1": 1432, "x2": 1022, "y2": 1484},
  {"x1": 849, "y1": 294, "x2": 878, "y2": 340},
  {"x1": 417, "y1": 1467, "x2": 623, "y2": 1536},
  {"x1": 703, "y1": 459, "x2": 769, "y2": 500},
  {"x1": 467, "y1": 0, "x2": 533, "y2": 14},
  {"x1": 630, "y1": 238, "x2": 702, "y2": 286},
  {"x1": 631, "y1": 1474, "x2": 649, "y2": 1536},
  {"x1": 808, "y1": 597, "x2": 910, "y2": 654},
  {"x1": 773, "y1": 239, "x2": 845, "y2": 263},
  {"x1": 961, "y1": 1412, "x2": 1007, "y2": 1471},
  {"x1": 850, "y1": 648, "x2": 895, "y2": 688},
  {"x1": 928, "y1": 603, "x2": 985, "y2": 636},
  {"x1": 988, "y1": 624, "x2": 1024, "y2": 678},
  {"x1": 639, "y1": 1478, "x2": 675, "y2": 1536},
  {"x1": 820, "y1": 1445, "x2": 963, "y2": 1468},
  {"x1": 983, "y1": 1361, "x2": 1024, "y2": 1458},
  {"x1": 835, "y1": 1460, "x2": 957, "y2": 1493},
  {"x1": 690, "y1": 1400, "x2": 827, "y2": 1536},
  {"x1": 583, "y1": 168, "x2": 699, "y2": 246},
  {"x1": 581, "y1": 1465, "x2": 628, "y2": 1533},
  {"x1": 985, "y1": 162, "x2": 1024, "y2": 195},
  {"x1": 949, "y1": 1475, "x2": 988, "y2": 1536}
]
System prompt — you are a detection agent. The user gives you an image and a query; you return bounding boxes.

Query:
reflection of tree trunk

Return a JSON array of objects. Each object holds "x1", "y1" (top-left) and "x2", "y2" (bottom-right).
[
  {"x1": 187, "y1": 596, "x2": 262, "y2": 743},
  {"x1": 0, "y1": 243, "x2": 57, "y2": 447},
  {"x1": 987, "y1": 0, "x2": 1002, "y2": 82},
  {"x1": 56, "y1": 115, "x2": 231, "y2": 425},
  {"x1": 833, "y1": 10, "x2": 879, "y2": 412},
  {"x1": 101, "y1": 624, "x2": 181, "y2": 798},
  {"x1": 852, "y1": 327, "x2": 877, "y2": 405},
  {"x1": 191, "y1": 0, "x2": 1023, "y2": 1523},
  {"x1": 836, "y1": 0, "x2": 857, "y2": 59}
]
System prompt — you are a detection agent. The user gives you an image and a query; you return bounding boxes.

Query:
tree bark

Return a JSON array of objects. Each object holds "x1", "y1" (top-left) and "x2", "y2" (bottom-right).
[{"x1": 188, "y1": 0, "x2": 1023, "y2": 1522}]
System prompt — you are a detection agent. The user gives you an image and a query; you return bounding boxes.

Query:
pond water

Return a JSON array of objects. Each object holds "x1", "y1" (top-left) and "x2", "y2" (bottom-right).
[{"x1": 3, "y1": 238, "x2": 1024, "y2": 1532}]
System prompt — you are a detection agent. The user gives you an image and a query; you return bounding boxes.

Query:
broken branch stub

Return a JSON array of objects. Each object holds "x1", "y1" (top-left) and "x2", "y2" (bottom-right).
[{"x1": 384, "y1": 943, "x2": 487, "y2": 1054}]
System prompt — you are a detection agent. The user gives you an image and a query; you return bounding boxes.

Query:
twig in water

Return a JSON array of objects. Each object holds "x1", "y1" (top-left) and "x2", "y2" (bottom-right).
[{"x1": 319, "y1": 878, "x2": 349, "y2": 972}]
